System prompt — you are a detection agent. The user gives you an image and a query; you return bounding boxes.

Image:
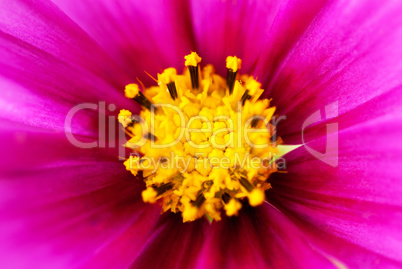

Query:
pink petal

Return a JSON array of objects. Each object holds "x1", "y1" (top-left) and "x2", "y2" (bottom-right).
[
  {"x1": 255, "y1": 0, "x2": 330, "y2": 79},
  {"x1": 0, "y1": 0, "x2": 131, "y2": 87},
  {"x1": 194, "y1": 203, "x2": 334, "y2": 268},
  {"x1": 189, "y1": 0, "x2": 284, "y2": 74},
  {"x1": 51, "y1": 0, "x2": 196, "y2": 84},
  {"x1": 269, "y1": 114, "x2": 402, "y2": 265},
  {"x1": 0, "y1": 124, "x2": 161, "y2": 268},
  {"x1": 0, "y1": 32, "x2": 136, "y2": 133},
  {"x1": 0, "y1": 0, "x2": 138, "y2": 134},
  {"x1": 293, "y1": 85, "x2": 402, "y2": 144},
  {"x1": 256, "y1": 0, "x2": 402, "y2": 142},
  {"x1": 130, "y1": 213, "x2": 208, "y2": 268}
]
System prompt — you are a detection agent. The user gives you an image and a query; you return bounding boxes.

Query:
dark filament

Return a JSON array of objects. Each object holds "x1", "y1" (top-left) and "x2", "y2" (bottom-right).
[
  {"x1": 167, "y1": 82, "x2": 178, "y2": 100},
  {"x1": 222, "y1": 192, "x2": 231, "y2": 204},
  {"x1": 238, "y1": 176, "x2": 254, "y2": 192},
  {"x1": 193, "y1": 192, "x2": 206, "y2": 208},
  {"x1": 145, "y1": 132, "x2": 157, "y2": 141},
  {"x1": 133, "y1": 91, "x2": 153, "y2": 111},
  {"x1": 241, "y1": 90, "x2": 252, "y2": 105},
  {"x1": 127, "y1": 116, "x2": 142, "y2": 127},
  {"x1": 153, "y1": 182, "x2": 174, "y2": 196},
  {"x1": 251, "y1": 118, "x2": 260, "y2": 128},
  {"x1": 226, "y1": 69, "x2": 237, "y2": 94},
  {"x1": 189, "y1": 65, "x2": 199, "y2": 89}
]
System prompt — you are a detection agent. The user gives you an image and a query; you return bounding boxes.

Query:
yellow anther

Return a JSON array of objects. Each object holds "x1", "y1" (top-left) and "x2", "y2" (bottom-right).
[
  {"x1": 226, "y1": 56, "x2": 242, "y2": 72},
  {"x1": 185, "y1": 52, "x2": 202, "y2": 66},
  {"x1": 160, "y1": 68, "x2": 177, "y2": 84},
  {"x1": 199, "y1": 107, "x2": 214, "y2": 122},
  {"x1": 209, "y1": 167, "x2": 230, "y2": 188},
  {"x1": 124, "y1": 155, "x2": 138, "y2": 169},
  {"x1": 118, "y1": 109, "x2": 132, "y2": 127},
  {"x1": 142, "y1": 187, "x2": 158, "y2": 203},
  {"x1": 208, "y1": 149, "x2": 224, "y2": 159},
  {"x1": 224, "y1": 199, "x2": 242, "y2": 216},
  {"x1": 182, "y1": 204, "x2": 198, "y2": 222},
  {"x1": 195, "y1": 159, "x2": 212, "y2": 176},
  {"x1": 123, "y1": 156, "x2": 140, "y2": 176},
  {"x1": 205, "y1": 203, "x2": 222, "y2": 221},
  {"x1": 119, "y1": 109, "x2": 132, "y2": 118},
  {"x1": 191, "y1": 133, "x2": 206, "y2": 144},
  {"x1": 245, "y1": 78, "x2": 262, "y2": 96},
  {"x1": 248, "y1": 189, "x2": 265, "y2": 206},
  {"x1": 213, "y1": 121, "x2": 227, "y2": 132},
  {"x1": 125, "y1": 83, "x2": 140, "y2": 98}
]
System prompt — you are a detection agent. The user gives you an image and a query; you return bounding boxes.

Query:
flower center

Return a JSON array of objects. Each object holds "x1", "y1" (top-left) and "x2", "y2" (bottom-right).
[{"x1": 119, "y1": 52, "x2": 280, "y2": 222}]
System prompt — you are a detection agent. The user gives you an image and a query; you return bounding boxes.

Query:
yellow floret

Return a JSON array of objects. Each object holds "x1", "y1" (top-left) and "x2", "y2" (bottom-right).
[
  {"x1": 224, "y1": 199, "x2": 242, "y2": 216},
  {"x1": 226, "y1": 56, "x2": 242, "y2": 72},
  {"x1": 248, "y1": 189, "x2": 265, "y2": 206},
  {"x1": 160, "y1": 68, "x2": 177, "y2": 84},
  {"x1": 118, "y1": 109, "x2": 133, "y2": 127},
  {"x1": 142, "y1": 187, "x2": 158, "y2": 203},
  {"x1": 182, "y1": 205, "x2": 198, "y2": 222},
  {"x1": 123, "y1": 156, "x2": 139, "y2": 176},
  {"x1": 125, "y1": 83, "x2": 139, "y2": 98},
  {"x1": 185, "y1": 52, "x2": 202, "y2": 66}
]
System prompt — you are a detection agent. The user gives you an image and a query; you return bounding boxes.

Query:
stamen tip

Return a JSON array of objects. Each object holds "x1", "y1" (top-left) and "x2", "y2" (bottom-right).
[
  {"x1": 160, "y1": 68, "x2": 177, "y2": 84},
  {"x1": 226, "y1": 56, "x2": 242, "y2": 72},
  {"x1": 142, "y1": 187, "x2": 158, "y2": 203},
  {"x1": 125, "y1": 83, "x2": 140, "y2": 98},
  {"x1": 248, "y1": 189, "x2": 265, "y2": 206},
  {"x1": 185, "y1": 52, "x2": 202, "y2": 67}
]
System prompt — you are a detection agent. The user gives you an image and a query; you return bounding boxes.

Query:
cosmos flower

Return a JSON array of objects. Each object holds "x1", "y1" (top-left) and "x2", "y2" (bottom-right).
[{"x1": 0, "y1": 0, "x2": 402, "y2": 268}]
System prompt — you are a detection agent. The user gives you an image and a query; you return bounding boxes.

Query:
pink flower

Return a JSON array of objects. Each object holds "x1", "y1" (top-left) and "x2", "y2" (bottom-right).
[{"x1": 0, "y1": 0, "x2": 401, "y2": 268}]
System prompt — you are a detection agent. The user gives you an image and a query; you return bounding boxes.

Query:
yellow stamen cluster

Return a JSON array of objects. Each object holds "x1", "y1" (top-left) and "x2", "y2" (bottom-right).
[{"x1": 119, "y1": 53, "x2": 280, "y2": 222}]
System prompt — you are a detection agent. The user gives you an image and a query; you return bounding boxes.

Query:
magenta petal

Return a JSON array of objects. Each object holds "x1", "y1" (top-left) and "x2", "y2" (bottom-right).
[
  {"x1": 0, "y1": 32, "x2": 136, "y2": 133},
  {"x1": 290, "y1": 85, "x2": 402, "y2": 144},
  {"x1": 0, "y1": 0, "x2": 131, "y2": 87},
  {"x1": 0, "y1": 0, "x2": 138, "y2": 134},
  {"x1": 51, "y1": 0, "x2": 195, "y2": 83},
  {"x1": 0, "y1": 75, "x2": 95, "y2": 135},
  {"x1": 0, "y1": 121, "x2": 114, "y2": 172},
  {"x1": 194, "y1": 203, "x2": 333, "y2": 268},
  {"x1": 0, "y1": 125, "x2": 161, "y2": 268},
  {"x1": 254, "y1": 0, "x2": 330, "y2": 78},
  {"x1": 269, "y1": 115, "x2": 402, "y2": 264},
  {"x1": 189, "y1": 0, "x2": 283, "y2": 75},
  {"x1": 130, "y1": 213, "x2": 208, "y2": 268},
  {"x1": 0, "y1": 176, "x2": 160, "y2": 269},
  {"x1": 256, "y1": 0, "x2": 402, "y2": 141}
]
